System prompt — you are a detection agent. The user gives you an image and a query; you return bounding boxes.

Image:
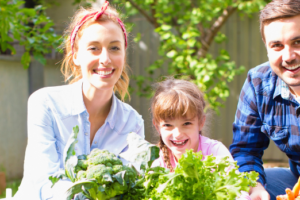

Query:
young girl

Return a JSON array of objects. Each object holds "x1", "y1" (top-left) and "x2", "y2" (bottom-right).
[
  {"x1": 151, "y1": 78, "x2": 250, "y2": 200},
  {"x1": 14, "y1": 2, "x2": 144, "y2": 200}
]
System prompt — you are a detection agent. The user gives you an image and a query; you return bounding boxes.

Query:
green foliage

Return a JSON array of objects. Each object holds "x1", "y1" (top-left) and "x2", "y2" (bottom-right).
[
  {"x1": 109, "y1": 0, "x2": 270, "y2": 112},
  {"x1": 0, "y1": 179, "x2": 22, "y2": 198},
  {"x1": 0, "y1": 0, "x2": 61, "y2": 68},
  {"x1": 141, "y1": 150, "x2": 258, "y2": 200}
]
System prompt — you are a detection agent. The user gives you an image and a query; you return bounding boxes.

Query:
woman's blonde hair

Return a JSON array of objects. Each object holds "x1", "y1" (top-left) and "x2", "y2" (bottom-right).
[
  {"x1": 151, "y1": 77, "x2": 206, "y2": 171},
  {"x1": 60, "y1": 4, "x2": 130, "y2": 101}
]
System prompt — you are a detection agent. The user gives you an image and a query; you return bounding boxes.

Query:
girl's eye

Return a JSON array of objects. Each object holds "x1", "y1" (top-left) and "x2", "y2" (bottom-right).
[
  {"x1": 184, "y1": 122, "x2": 192, "y2": 126},
  {"x1": 163, "y1": 124, "x2": 172, "y2": 127}
]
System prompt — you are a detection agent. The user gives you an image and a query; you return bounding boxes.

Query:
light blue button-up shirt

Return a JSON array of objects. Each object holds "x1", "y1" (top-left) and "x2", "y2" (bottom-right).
[{"x1": 14, "y1": 80, "x2": 144, "y2": 200}]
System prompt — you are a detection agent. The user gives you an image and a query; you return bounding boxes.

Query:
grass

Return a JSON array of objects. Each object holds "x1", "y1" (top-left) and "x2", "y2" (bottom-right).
[{"x1": 0, "y1": 179, "x2": 21, "y2": 199}]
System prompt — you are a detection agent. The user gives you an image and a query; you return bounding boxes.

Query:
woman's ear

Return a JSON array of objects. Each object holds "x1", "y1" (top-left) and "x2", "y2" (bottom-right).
[
  {"x1": 73, "y1": 53, "x2": 80, "y2": 66},
  {"x1": 198, "y1": 115, "x2": 206, "y2": 131}
]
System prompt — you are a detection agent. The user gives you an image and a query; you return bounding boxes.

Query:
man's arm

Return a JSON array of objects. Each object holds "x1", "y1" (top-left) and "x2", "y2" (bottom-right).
[{"x1": 229, "y1": 72, "x2": 271, "y2": 198}]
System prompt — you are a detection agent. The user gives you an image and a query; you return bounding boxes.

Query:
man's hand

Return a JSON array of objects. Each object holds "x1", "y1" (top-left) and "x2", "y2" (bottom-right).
[{"x1": 249, "y1": 182, "x2": 270, "y2": 200}]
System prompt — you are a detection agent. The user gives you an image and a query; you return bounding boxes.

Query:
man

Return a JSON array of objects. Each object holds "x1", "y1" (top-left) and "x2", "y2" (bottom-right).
[{"x1": 230, "y1": 0, "x2": 300, "y2": 199}]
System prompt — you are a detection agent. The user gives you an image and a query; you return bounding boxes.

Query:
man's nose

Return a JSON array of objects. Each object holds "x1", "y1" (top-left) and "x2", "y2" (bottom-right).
[{"x1": 282, "y1": 47, "x2": 296, "y2": 63}]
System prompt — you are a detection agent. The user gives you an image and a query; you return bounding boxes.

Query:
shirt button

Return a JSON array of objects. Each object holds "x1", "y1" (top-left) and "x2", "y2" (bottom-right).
[
  {"x1": 94, "y1": 141, "x2": 97, "y2": 144},
  {"x1": 85, "y1": 132, "x2": 88, "y2": 136}
]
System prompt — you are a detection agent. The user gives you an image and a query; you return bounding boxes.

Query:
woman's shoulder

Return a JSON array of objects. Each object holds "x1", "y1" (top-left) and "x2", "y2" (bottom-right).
[
  {"x1": 28, "y1": 83, "x2": 78, "y2": 118},
  {"x1": 29, "y1": 84, "x2": 73, "y2": 102}
]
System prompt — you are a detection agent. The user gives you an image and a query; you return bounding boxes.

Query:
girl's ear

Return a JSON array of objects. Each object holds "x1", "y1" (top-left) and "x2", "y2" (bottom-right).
[
  {"x1": 152, "y1": 119, "x2": 160, "y2": 133},
  {"x1": 198, "y1": 115, "x2": 206, "y2": 131}
]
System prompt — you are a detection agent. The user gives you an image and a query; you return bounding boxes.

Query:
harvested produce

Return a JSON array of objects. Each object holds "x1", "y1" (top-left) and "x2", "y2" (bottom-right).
[
  {"x1": 276, "y1": 177, "x2": 300, "y2": 200},
  {"x1": 49, "y1": 126, "x2": 159, "y2": 200},
  {"x1": 140, "y1": 150, "x2": 258, "y2": 200}
]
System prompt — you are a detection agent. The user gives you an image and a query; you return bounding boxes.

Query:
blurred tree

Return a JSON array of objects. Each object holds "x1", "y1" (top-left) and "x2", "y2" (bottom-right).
[
  {"x1": 109, "y1": 0, "x2": 271, "y2": 112},
  {"x1": 0, "y1": 0, "x2": 61, "y2": 69}
]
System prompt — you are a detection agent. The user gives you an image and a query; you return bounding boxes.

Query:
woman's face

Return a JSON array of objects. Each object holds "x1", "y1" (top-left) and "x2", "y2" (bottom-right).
[
  {"x1": 154, "y1": 113, "x2": 205, "y2": 161},
  {"x1": 73, "y1": 20, "x2": 125, "y2": 91}
]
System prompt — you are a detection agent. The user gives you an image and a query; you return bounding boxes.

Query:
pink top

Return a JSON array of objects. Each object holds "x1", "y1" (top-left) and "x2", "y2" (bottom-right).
[{"x1": 151, "y1": 135, "x2": 251, "y2": 200}]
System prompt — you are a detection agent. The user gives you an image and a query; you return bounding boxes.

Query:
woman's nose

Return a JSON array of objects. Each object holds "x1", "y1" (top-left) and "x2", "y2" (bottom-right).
[{"x1": 99, "y1": 49, "x2": 111, "y2": 65}]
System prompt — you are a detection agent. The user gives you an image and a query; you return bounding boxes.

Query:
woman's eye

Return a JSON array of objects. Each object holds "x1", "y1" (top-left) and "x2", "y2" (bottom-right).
[
  {"x1": 88, "y1": 46, "x2": 98, "y2": 51},
  {"x1": 111, "y1": 46, "x2": 120, "y2": 51}
]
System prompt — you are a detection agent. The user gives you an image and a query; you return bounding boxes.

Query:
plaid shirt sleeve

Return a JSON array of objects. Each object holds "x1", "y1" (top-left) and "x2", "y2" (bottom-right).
[{"x1": 229, "y1": 70, "x2": 271, "y2": 186}]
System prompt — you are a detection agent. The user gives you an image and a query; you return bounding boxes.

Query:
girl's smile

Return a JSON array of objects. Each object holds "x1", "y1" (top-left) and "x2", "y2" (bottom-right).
[{"x1": 155, "y1": 114, "x2": 205, "y2": 161}]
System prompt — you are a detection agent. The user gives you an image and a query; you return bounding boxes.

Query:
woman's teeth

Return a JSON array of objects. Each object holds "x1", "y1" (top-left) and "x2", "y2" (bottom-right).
[
  {"x1": 94, "y1": 70, "x2": 113, "y2": 75},
  {"x1": 284, "y1": 64, "x2": 300, "y2": 70}
]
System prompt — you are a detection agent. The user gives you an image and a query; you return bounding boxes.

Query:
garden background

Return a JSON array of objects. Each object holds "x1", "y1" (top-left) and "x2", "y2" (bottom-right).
[{"x1": 0, "y1": 0, "x2": 288, "y2": 191}]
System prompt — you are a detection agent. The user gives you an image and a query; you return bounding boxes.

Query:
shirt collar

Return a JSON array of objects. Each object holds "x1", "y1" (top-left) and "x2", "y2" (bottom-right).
[
  {"x1": 106, "y1": 93, "x2": 117, "y2": 130},
  {"x1": 273, "y1": 78, "x2": 290, "y2": 100},
  {"x1": 70, "y1": 79, "x2": 118, "y2": 129},
  {"x1": 71, "y1": 79, "x2": 87, "y2": 115}
]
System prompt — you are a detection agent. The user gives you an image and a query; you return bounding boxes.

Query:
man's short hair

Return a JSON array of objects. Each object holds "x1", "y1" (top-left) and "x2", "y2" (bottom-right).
[{"x1": 260, "y1": 0, "x2": 300, "y2": 42}]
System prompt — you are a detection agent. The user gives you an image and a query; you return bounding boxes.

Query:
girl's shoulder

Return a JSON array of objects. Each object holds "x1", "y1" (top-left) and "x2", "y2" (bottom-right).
[{"x1": 199, "y1": 135, "x2": 233, "y2": 159}]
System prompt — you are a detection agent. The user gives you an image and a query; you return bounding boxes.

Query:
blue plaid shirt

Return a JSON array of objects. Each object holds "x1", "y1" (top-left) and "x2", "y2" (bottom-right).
[{"x1": 229, "y1": 62, "x2": 300, "y2": 186}]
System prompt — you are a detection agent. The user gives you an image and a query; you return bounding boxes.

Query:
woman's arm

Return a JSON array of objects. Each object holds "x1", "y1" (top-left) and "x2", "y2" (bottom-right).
[{"x1": 15, "y1": 89, "x2": 72, "y2": 200}]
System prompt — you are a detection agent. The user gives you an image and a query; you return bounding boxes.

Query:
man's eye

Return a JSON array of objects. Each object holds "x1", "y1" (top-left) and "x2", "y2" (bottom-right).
[
  {"x1": 271, "y1": 44, "x2": 282, "y2": 48},
  {"x1": 294, "y1": 40, "x2": 300, "y2": 45}
]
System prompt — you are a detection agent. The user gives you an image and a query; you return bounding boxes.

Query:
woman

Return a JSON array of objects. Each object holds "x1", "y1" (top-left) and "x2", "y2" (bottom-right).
[{"x1": 14, "y1": 2, "x2": 144, "y2": 200}]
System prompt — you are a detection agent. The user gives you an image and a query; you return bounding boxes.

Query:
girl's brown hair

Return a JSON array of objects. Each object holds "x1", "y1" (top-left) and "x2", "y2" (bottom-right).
[
  {"x1": 60, "y1": 4, "x2": 130, "y2": 101},
  {"x1": 151, "y1": 77, "x2": 206, "y2": 171}
]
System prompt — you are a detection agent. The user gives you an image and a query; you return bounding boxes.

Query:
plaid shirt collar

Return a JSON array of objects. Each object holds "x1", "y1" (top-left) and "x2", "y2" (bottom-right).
[{"x1": 273, "y1": 78, "x2": 290, "y2": 100}]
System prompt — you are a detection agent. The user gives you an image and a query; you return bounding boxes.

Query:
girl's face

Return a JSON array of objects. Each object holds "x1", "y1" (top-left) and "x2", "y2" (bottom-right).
[
  {"x1": 154, "y1": 114, "x2": 205, "y2": 161},
  {"x1": 73, "y1": 20, "x2": 125, "y2": 91}
]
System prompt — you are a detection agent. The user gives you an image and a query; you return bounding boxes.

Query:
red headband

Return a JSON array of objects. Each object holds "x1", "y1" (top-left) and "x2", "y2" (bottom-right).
[{"x1": 70, "y1": 1, "x2": 128, "y2": 55}]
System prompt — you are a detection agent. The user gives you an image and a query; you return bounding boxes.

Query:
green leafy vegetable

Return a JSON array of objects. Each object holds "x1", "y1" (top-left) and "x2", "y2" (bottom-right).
[
  {"x1": 50, "y1": 128, "x2": 160, "y2": 200},
  {"x1": 142, "y1": 150, "x2": 258, "y2": 200}
]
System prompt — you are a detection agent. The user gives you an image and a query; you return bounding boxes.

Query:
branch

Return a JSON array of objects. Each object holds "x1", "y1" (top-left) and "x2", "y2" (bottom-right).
[
  {"x1": 126, "y1": 0, "x2": 158, "y2": 27},
  {"x1": 150, "y1": 0, "x2": 159, "y2": 28},
  {"x1": 198, "y1": 6, "x2": 237, "y2": 58}
]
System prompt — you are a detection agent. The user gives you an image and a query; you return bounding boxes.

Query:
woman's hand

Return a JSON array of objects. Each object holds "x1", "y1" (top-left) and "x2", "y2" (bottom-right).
[{"x1": 249, "y1": 182, "x2": 270, "y2": 200}]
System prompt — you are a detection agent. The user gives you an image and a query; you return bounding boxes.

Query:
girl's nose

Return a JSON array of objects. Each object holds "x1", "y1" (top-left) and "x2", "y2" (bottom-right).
[
  {"x1": 99, "y1": 49, "x2": 111, "y2": 66},
  {"x1": 172, "y1": 127, "x2": 182, "y2": 138}
]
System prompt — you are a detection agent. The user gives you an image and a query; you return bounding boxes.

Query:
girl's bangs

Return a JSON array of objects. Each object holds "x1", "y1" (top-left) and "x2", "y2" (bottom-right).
[{"x1": 153, "y1": 92, "x2": 197, "y2": 122}]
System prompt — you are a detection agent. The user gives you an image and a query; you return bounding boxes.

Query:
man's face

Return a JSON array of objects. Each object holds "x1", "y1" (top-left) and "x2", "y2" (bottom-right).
[{"x1": 264, "y1": 15, "x2": 300, "y2": 92}]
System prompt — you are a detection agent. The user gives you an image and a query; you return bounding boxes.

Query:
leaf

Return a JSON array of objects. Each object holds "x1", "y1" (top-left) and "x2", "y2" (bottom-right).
[
  {"x1": 64, "y1": 179, "x2": 97, "y2": 200},
  {"x1": 63, "y1": 126, "x2": 80, "y2": 182},
  {"x1": 119, "y1": 132, "x2": 159, "y2": 172},
  {"x1": 48, "y1": 169, "x2": 67, "y2": 188},
  {"x1": 33, "y1": 52, "x2": 47, "y2": 65},
  {"x1": 166, "y1": 50, "x2": 177, "y2": 58},
  {"x1": 21, "y1": 51, "x2": 31, "y2": 69}
]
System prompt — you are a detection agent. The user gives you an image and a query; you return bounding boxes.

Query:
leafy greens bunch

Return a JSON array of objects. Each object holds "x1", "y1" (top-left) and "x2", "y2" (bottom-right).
[
  {"x1": 49, "y1": 126, "x2": 159, "y2": 200},
  {"x1": 142, "y1": 150, "x2": 258, "y2": 200}
]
